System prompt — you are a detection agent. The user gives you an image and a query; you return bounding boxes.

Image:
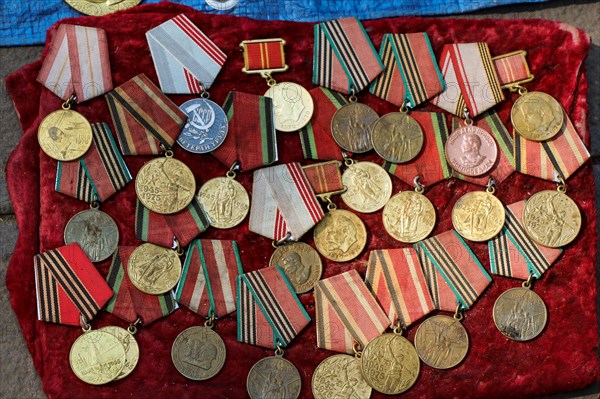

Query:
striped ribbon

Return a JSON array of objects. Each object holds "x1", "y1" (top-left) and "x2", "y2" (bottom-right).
[
  {"x1": 301, "y1": 161, "x2": 344, "y2": 195},
  {"x1": 450, "y1": 109, "x2": 515, "y2": 186},
  {"x1": 55, "y1": 123, "x2": 131, "y2": 203},
  {"x1": 489, "y1": 201, "x2": 562, "y2": 280},
  {"x1": 432, "y1": 43, "x2": 504, "y2": 118},
  {"x1": 237, "y1": 266, "x2": 310, "y2": 348},
  {"x1": 313, "y1": 17, "x2": 383, "y2": 94},
  {"x1": 106, "y1": 73, "x2": 187, "y2": 155},
  {"x1": 105, "y1": 246, "x2": 178, "y2": 324},
  {"x1": 492, "y1": 51, "x2": 533, "y2": 89},
  {"x1": 365, "y1": 248, "x2": 435, "y2": 328},
  {"x1": 315, "y1": 270, "x2": 389, "y2": 354},
  {"x1": 382, "y1": 111, "x2": 451, "y2": 187},
  {"x1": 34, "y1": 243, "x2": 113, "y2": 326},
  {"x1": 37, "y1": 24, "x2": 112, "y2": 102},
  {"x1": 135, "y1": 198, "x2": 210, "y2": 248},
  {"x1": 299, "y1": 87, "x2": 348, "y2": 161},
  {"x1": 241, "y1": 39, "x2": 286, "y2": 72},
  {"x1": 414, "y1": 230, "x2": 492, "y2": 311},
  {"x1": 514, "y1": 108, "x2": 590, "y2": 182},
  {"x1": 370, "y1": 33, "x2": 445, "y2": 107},
  {"x1": 176, "y1": 239, "x2": 243, "y2": 317},
  {"x1": 211, "y1": 91, "x2": 277, "y2": 171},
  {"x1": 249, "y1": 163, "x2": 324, "y2": 241},
  {"x1": 147, "y1": 14, "x2": 226, "y2": 94}
]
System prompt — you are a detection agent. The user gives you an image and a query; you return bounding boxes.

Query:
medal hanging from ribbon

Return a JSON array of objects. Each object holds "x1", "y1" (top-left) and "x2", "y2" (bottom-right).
[
  {"x1": 171, "y1": 239, "x2": 243, "y2": 380},
  {"x1": 237, "y1": 266, "x2": 310, "y2": 399}
]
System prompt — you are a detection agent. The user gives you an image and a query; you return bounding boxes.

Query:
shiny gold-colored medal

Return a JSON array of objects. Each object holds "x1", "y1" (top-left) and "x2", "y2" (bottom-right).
[
  {"x1": 38, "y1": 97, "x2": 93, "y2": 161},
  {"x1": 99, "y1": 324, "x2": 140, "y2": 380},
  {"x1": 414, "y1": 312, "x2": 469, "y2": 369},
  {"x1": 383, "y1": 177, "x2": 436, "y2": 243},
  {"x1": 128, "y1": 243, "x2": 182, "y2": 295},
  {"x1": 64, "y1": 0, "x2": 142, "y2": 16},
  {"x1": 247, "y1": 347, "x2": 302, "y2": 399},
  {"x1": 312, "y1": 354, "x2": 372, "y2": 399},
  {"x1": 331, "y1": 94, "x2": 379, "y2": 153},
  {"x1": 371, "y1": 102, "x2": 424, "y2": 163},
  {"x1": 340, "y1": 157, "x2": 392, "y2": 213},
  {"x1": 314, "y1": 206, "x2": 367, "y2": 263},
  {"x1": 269, "y1": 241, "x2": 323, "y2": 294},
  {"x1": 511, "y1": 87, "x2": 563, "y2": 142}
]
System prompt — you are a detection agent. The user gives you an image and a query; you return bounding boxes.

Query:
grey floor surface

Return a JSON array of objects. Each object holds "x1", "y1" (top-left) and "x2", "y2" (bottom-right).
[{"x1": 1, "y1": 1, "x2": 599, "y2": 398}]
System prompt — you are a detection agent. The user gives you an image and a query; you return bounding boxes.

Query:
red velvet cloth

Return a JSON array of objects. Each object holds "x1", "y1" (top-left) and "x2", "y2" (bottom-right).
[{"x1": 5, "y1": 3, "x2": 598, "y2": 398}]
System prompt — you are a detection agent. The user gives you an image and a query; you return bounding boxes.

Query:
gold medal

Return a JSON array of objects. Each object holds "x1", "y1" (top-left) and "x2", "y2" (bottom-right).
[
  {"x1": 452, "y1": 190, "x2": 505, "y2": 242},
  {"x1": 269, "y1": 242, "x2": 322, "y2": 294},
  {"x1": 64, "y1": 0, "x2": 142, "y2": 16},
  {"x1": 371, "y1": 112, "x2": 423, "y2": 163},
  {"x1": 197, "y1": 171, "x2": 250, "y2": 229},
  {"x1": 414, "y1": 315, "x2": 469, "y2": 369},
  {"x1": 69, "y1": 328, "x2": 126, "y2": 385},
  {"x1": 135, "y1": 156, "x2": 196, "y2": 215},
  {"x1": 383, "y1": 190, "x2": 436, "y2": 244},
  {"x1": 312, "y1": 354, "x2": 372, "y2": 399},
  {"x1": 331, "y1": 102, "x2": 379, "y2": 153},
  {"x1": 313, "y1": 209, "x2": 367, "y2": 262},
  {"x1": 99, "y1": 325, "x2": 140, "y2": 380},
  {"x1": 38, "y1": 107, "x2": 92, "y2": 161},
  {"x1": 264, "y1": 82, "x2": 314, "y2": 132},
  {"x1": 128, "y1": 243, "x2": 182, "y2": 295},
  {"x1": 493, "y1": 284, "x2": 547, "y2": 342},
  {"x1": 172, "y1": 326, "x2": 226, "y2": 380},
  {"x1": 340, "y1": 160, "x2": 392, "y2": 213},
  {"x1": 361, "y1": 333, "x2": 420, "y2": 395},
  {"x1": 511, "y1": 90, "x2": 563, "y2": 142},
  {"x1": 247, "y1": 355, "x2": 302, "y2": 399}
]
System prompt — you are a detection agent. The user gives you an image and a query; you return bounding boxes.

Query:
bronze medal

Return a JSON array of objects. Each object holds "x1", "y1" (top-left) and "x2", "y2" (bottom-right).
[
  {"x1": 64, "y1": 209, "x2": 119, "y2": 262},
  {"x1": 64, "y1": 0, "x2": 142, "y2": 16},
  {"x1": 452, "y1": 191, "x2": 505, "y2": 242},
  {"x1": 172, "y1": 326, "x2": 226, "y2": 380},
  {"x1": 414, "y1": 315, "x2": 469, "y2": 369},
  {"x1": 371, "y1": 112, "x2": 424, "y2": 163},
  {"x1": 313, "y1": 209, "x2": 367, "y2": 262},
  {"x1": 511, "y1": 91, "x2": 563, "y2": 142},
  {"x1": 69, "y1": 329, "x2": 126, "y2": 385},
  {"x1": 197, "y1": 176, "x2": 250, "y2": 229},
  {"x1": 264, "y1": 82, "x2": 314, "y2": 132},
  {"x1": 312, "y1": 354, "x2": 372, "y2": 399},
  {"x1": 269, "y1": 242, "x2": 322, "y2": 294},
  {"x1": 331, "y1": 103, "x2": 379, "y2": 153},
  {"x1": 341, "y1": 161, "x2": 392, "y2": 213},
  {"x1": 493, "y1": 287, "x2": 547, "y2": 341},
  {"x1": 99, "y1": 326, "x2": 140, "y2": 380},
  {"x1": 445, "y1": 125, "x2": 498, "y2": 177},
  {"x1": 247, "y1": 356, "x2": 302, "y2": 399},
  {"x1": 38, "y1": 108, "x2": 92, "y2": 161},
  {"x1": 383, "y1": 191, "x2": 436, "y2": 243},
  {"x1": 128, "y1": 243, "x2": 182, "y2": 295}
]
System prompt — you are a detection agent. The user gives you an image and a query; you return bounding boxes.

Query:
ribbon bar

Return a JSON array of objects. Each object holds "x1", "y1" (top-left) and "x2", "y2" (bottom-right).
[
  {"x1": 240, "y1": 38, "x2": 288, "y2": 75},
  {"x1": 492, "y1": 50, "x2": 534, "y2": 89},
  {"x1": 37, "y1": 24, "x2": 112, "y2": 102},
  {"x1": 301, "y1": 161, "x2": 344, "y2": 195},
  {"x1": 147, "y1": 14, "x2": 227, "y2": 94}
]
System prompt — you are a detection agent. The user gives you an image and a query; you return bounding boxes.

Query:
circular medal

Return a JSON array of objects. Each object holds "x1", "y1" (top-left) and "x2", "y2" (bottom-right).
[
  {"x1": 341, "y1": 161, "x2": 392, "y2": 213},
  {"x1": 371, "y1": 112, "x2": 424, "y2": 163},
  {"x1": 313, "y1": 209, "x2": 367, "y2": 262},
  {"x1": 269, "y1": 242, "x2": 322, "y2": 294},
  {"x1": 197, "y1": 177, "x2": 249, "y2": 229},
  {"x1": 99, "y1": 326, "x2": 140, "y2": 380},
  {"x1": 69, "y1": 330, "x2": 126, "y2": 385},
  {"x1": 177, "y1": 98, "x2": 228, "y2": 154},
  {"x1": 383, "y1": 191, "x2": 436, "y2": 243},
  {"x1": 64, "y1": 0, "x2": 142, "y2": 16},
  {"x1": 264, "y1": 82, "x2": 313, "y2": 132},
  {"x1": 331, "y1": 103, "x2": 379, "y2": 153},
  {"x1": 511, "y1": 91, "x2": 564, "y2": 141},
  {"x1": 172, "y1": 326, "x2": 226, "y2": 380},
  {"x1": 522, "y1": 190, "x2": 581, "y2": 248},
  {"x1": 64, "y1": 209, "x2": 119, "y2": 262},
  {"x1": 128, "y1": 243, "x2": 182, "y2": 295},
  {"x1": 414, "y1": 315, "x2": 469, "y2": 369},
  {"x1": 247, "y1": 356, "x2": 301, "y2": 399},
  {"x1": 312, "y1": 354, "x2": 372, "y2": 399},
  {"x1": 452, "y1": 191, "x2": 505, "y2": 242},
  {"x1": 361, "y1": 334, "x2": 420, "y2": 395},
  {"x1": 135, "y1": 157, "x2": 196, "y2": 214},
  {"x1": 445, "y1": 125, "x2": 498, "y2": 177},
  {"x1": 205, "y1": 0, "x2": 239, "y2": 10},
  {"x1": 493, "y1": 287, "x2": 547, "y2": 341},
  {"x1": 38, "y1": 109, "x2": 92, "y2": 161}
]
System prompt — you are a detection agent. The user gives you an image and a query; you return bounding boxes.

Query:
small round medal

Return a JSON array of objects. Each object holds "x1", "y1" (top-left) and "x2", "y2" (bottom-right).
[
  {"x1": 445, "y1": 125, "x2": 498, "y2": 177},
  {"x1": 313, "y1": 209, "x2": 367, "y2": 262},
  {"x1": 172, "y1": 326, "x2": 226, "y2": 380},
  {"x1": 38, "y1": 109, "x2": 93, "y2": 161},
  {"x1": 414, "y1": 315, "x2": 469, "y2": 369},
  {"x1": 128, "y1": 243, "x2": 182, "y2": 295},
  {"x1": 312, "y1": 354, "x2": 372, "y2": 399},
  {"x1": 511, "y1": 91, "x2": 563, "y2": 141},
  {"x1": 99, "y1": 326, "x2": 140, "y2": 380},
  {"x1": 197, "y1": 177, "x2": 249, "y2": 229},
  {"x1": 64, "y1": 209, "x2": 119, "y2": 262},
  {"x1": 247, "y1": 356, "x2": 302, "y2": 399},
  {"x1": 331, "y1": 103, "x2": 379, "y2": 153},
  {"x1": 205, "y1": 0, "x2": 239, "y2": 10},
  {"x1": 452, "y1": 191, "x2": 505, "y2": 242},
  {"x1": 69, "y1": 330, "x2": 126, "y2": 385},
  {"x1": 522, "y1": 190, "x2": 581, "y2": 248},
  {"x1": 341, "y1": 161, "x2": 392, "y2": 213},
  {"x1": 264, "y1": 82, "x2": 314, "y2": 132},
  {"x1": 65, "y1": 0, "x2": 141, "y2": 16},
  {"x1": 177, "y1": 98, "x2": 228, "y2": 154},
  {"x1": 361, "y1": 334, "x2": 420, "y2": 395},
  {"x1": 371, "y1": 112, "x2": 424, "y2": 163},
  {"x1": 383, "y1": 191, "x2": 436, "y2": 243},
  {"x1": 493, "y1": 287, "x2": 547, "y2": 341},
  {"x1": 269, "y1": 242, "x2": 322, "y2": 294},
  {"x1": 135, "y1": 157, "x2": 196, "y2": 215}
]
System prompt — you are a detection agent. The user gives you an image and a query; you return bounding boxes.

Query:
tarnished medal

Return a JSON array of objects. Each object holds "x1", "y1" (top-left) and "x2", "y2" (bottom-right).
[
  {"x1": 38, "y1": 102, "x2": 93, "y2": 161},
  {"x1": 511, "y1": 89, "x2": 563, "y2": 142},
  {"x1": 64, "y1": 208, "x2": 119, "y2": 262},
  {"x1": 312, "y1": 354, "x2": 372, "y2": 399},
  {"x1": 69, "y1": 327, "x2": 126, "y2": 385},
  {"x1": 128, "y1": 243, "x2": 182, "y2": 295},
  {"x1": 197, "y1": 169, "x2": 249, "y2": 229},
  {"x1": 99, "y1": 325, "x2": 140, "y2": 380},
  {"x1": 493, "y1": 281, "x2": 547, "y2": 342},
  {"x1": 331, "y1": 102, "x2": 379, "y2": 153},
  {"x1": 414, "y1": 315, "x2": 469, "y2": 369},
  {"x1": 314, "y1": 209, "x2": 367, "y2": 263},
  {"x1": 452, "y1": 180, "x2": 505, "y2": 242},
  {"x1": 371, "y1": 108, "x2": 423, "y2": 164},
  {"x1": 177, "y1": 97, "x2": 228, "y2": 153},
  {"x1": 65, "y1": 0, "x2": 141, "y2": 16},
  {"x1": 172, "y1": 325, "x2": 226, "y2": 380},
  {"x1": 269, "y1": 242, "x2": 322, "y2": 294},
  {"x1": 341, "y1": 158, "x2": 392, "y2": 213},
  {"x1": 247, "y1": 354, "x2": 302, "y2": 399}
]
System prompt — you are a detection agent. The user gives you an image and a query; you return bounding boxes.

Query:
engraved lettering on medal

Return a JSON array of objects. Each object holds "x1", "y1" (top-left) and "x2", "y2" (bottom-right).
[
  {"x1": 197, "y1": 177, "x2": 249, "y2": 229},
  {"x1": 312, "y1": 355, "x2": 371, "y2": 399},
  {"x1": 511, "y1": 92, "x2": 563, "y2": 141},
  {"x1": 383, "y1": 191, "x2": 436, "y2": 243},
  {"x1": 265, "y1": 82, "x2": 313, "y2": 132},
  {"x1": 270, "y1": 242, "x2": 322, "y2": 294},
  {"x1": 414, "y1": 315, "x2": 469, "y2": 369},
  {"x1": 445, "y1": 125, "x2": 498, "y2": 177},
  {"x1": 341, "y1": 162, "x2": 392, "y2": 213},
  {"x1": 452, "y1": 192, "x2": 505, "y2": 242}
]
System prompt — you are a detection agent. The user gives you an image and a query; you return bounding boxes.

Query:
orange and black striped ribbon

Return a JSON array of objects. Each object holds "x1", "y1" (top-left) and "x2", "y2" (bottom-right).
[
  {"x1": 241, "y1": 39, "x2": 286, "y2": 72},
  {"x1": 301, "y1": 161, "x2": 343, "y2": 195},
  {"x1": 34, "y1": 243, "x2": 113, "y2": 326}
]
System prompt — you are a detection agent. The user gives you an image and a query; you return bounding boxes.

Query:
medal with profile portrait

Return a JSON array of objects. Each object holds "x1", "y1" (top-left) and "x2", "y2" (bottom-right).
[
  {"x1": 269, "y1": 242, "x2": 322, "y2": 294},
  {"x1": 313, "y1": 209, "x2": 367, "y2": 263}
]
